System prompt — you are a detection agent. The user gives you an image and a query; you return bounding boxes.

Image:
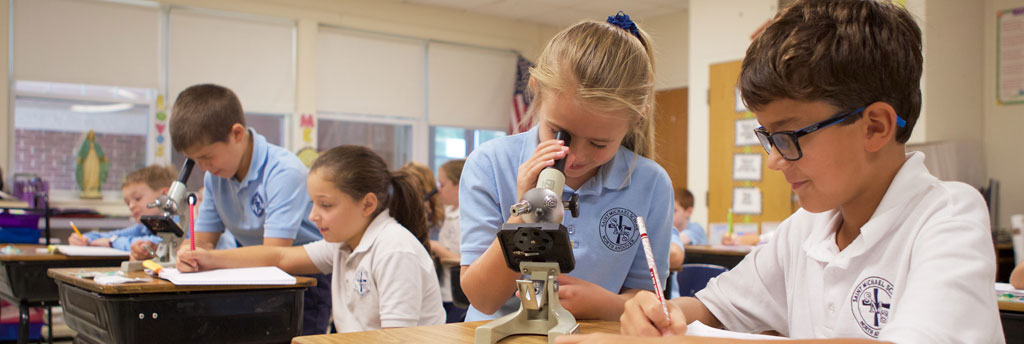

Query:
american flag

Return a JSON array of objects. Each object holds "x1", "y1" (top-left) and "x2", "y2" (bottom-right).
[{"x1": 510, "y1": 54, "x2": 535, "y2": 134}]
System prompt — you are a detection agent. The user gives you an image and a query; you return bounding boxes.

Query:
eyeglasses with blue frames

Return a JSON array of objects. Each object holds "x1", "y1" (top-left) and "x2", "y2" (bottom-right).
[{"x1": 753, "y1": 107, "x2": 867, "y2": 161}]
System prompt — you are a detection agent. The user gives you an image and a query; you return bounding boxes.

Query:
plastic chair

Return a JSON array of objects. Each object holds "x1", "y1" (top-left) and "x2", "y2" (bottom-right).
[
  {"x1": 450, "y1": 265, "x2": 470, "y2": 309},
  {"x1": 676, "y1": 263, "x2": 728, "y2": 298}
]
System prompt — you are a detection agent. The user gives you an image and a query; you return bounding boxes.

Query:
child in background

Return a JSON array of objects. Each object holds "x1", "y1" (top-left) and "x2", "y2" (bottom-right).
[
  {"x1": 169, "y1": 84, "x2": 330, "y2": 335},
  {"x1": 69, "y1": 165, "x2": 171, "y2": 260},
  {"x1": 574, "y1": 1, "x2": 1003, "y2": 342},
  {"x1": 431, "y1": 159, "x2": 466, "y2": 322},
  {"x1": 177, "y1": 145, "x2": 445, "y2": 332},
  {"x1": 459, "y1": 12, "x2": 674, "y2": 322},
  {"x1": 401, "y1": 162, "x2": 444, "y2": 239},
  {"x1": 673, "y1": 188, "x2": 707, "y2": 245}
]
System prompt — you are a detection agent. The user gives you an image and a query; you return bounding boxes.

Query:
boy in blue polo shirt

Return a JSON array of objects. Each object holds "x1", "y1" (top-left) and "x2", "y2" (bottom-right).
[{"x1": 169, "y1": 84, "x2": 330, "y2": 335}]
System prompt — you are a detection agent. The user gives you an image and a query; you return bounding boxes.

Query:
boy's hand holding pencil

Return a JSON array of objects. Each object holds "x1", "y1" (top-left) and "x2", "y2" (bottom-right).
[
  {"x1": 619, "y1": 290, "x2": 687, "y2": 337},
  {"x1": 67, "y1": 221, "x2": 89, "y2": 246}
]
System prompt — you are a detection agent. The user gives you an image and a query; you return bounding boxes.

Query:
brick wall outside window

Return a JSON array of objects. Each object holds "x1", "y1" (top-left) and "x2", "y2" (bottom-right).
[{"x1": 14, "y1": 129, "x2": 147, "y2": 192}]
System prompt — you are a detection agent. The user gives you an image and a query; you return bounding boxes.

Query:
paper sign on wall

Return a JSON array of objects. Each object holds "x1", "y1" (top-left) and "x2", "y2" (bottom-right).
[
  {"x1": 733, "y1": 154, "x2": 762, "y2": 181},
  {"x1": 735, "y1": 119, "x2": 760, "y2": 146},
  {"x1": 708, "y1": 222, "x2": 729, "y2": 245},
  {"x1": 732, "y1": 187, "x2": 762, "y2": 215}
]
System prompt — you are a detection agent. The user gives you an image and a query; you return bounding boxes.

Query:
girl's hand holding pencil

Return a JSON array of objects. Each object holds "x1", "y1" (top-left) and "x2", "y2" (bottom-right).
[{"x1": 175, "y1": 247, "x2": 210, "y2": 273}]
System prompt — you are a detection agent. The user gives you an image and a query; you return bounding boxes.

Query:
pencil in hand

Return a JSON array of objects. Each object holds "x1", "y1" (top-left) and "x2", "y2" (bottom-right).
[
  {"x1": 70, "y1": 221, "x2": 83, "y2": 237},
  {"x1": 636, "y1": 216, "x2": 671, "y2": 323}
]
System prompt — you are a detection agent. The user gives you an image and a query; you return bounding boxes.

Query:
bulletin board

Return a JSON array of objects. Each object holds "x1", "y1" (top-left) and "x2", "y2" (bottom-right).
[
  {"x1": 998, "y1": 7, "x2": 1024, "y2": 105},
  {"x1": 707, "y1": 60, "x2": 796, "y2": 243}
]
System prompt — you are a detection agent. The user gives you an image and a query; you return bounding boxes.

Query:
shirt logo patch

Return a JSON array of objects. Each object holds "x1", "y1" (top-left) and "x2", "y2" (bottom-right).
[
  {"x1": 353, "y1": 268, "x2": 370, "y2": 296},
  {"x1": 598, "y1": 208, "x2": 640, "y2": 252},
  {"x1": 850, "y1": 276, "x2": 894, "y2": 338},
  {"x1": 251, "y1": 193, "x2": 266, "y2": 217}
]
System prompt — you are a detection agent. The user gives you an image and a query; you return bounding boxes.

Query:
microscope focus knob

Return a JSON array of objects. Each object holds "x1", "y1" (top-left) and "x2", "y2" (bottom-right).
[{"x1": 565, "y1": 193, "x2": 580, "y2": 218}]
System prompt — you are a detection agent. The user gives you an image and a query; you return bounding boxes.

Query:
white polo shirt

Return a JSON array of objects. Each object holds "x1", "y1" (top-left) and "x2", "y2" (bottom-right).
[
  {"x1": 303, "y1": 211, "x2": 445, "y2": 332},
  {"x1": 438, "y1": 205, "x2": 460, "y2": 302},
  {"x1": 696, "y1": 152, "x2": 1003, "y2": 343}
]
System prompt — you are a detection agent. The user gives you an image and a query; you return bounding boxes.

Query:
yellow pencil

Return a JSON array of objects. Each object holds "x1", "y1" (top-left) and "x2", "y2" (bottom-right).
[{"x1": 69, "y1": 221, "x2": 83, "y2": 237}]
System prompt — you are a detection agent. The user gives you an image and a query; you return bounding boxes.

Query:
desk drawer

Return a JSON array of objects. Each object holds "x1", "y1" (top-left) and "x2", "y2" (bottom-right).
[
  {"x1": 58, "y1": 282, "x2": 306, "y2": 344},
  {"x1": 0, "y1": 259, "x2": 122, "y2": 302}
]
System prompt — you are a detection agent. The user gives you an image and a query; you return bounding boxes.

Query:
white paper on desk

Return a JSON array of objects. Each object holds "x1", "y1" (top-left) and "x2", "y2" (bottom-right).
[
  {"x1": 687, "y1": 321, "x2": 785, "y2": 340},
  {"x1": 158, "y1": 267, "x2": 296, "y2": 286},
  {"x1": 94, "y1": 275, "x2": 152, "y2": 285},
  {"x1": 996, "y1": 282, "x2": 1024, "y2": 294},
  {"x1": 53, "y1": 245, "x2": 129, "y2": 257}
]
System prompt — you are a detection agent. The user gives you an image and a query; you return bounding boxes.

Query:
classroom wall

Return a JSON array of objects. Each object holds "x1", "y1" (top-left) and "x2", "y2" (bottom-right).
[
  {"x1": 158, "y1": 0, "x2": 558, "y2": 62},
  {"x1": 687, "y1": 0, "x2": 779, "y2": 227},
  {"x1": 644, "y1": 10, "x2": 690, "y2": 90},
  {"x1": 918, "y1": 1, "x2": 985, "y2": 145},
  {"x1": 985, "y1": 0, "x2": 1024, "y2": 230}
]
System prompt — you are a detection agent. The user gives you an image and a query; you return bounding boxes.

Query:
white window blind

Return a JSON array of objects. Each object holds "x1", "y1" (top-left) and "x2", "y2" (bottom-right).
[
  {"x1": 13, "y1": 0, "x2": 159, "y2": 88},
  {"x1": 317, "y1": 27, "x2": 426, "y2": 119},
  {"x1": 427, "y1": 43, "x2": 516, "y2": 129},
  {"x1": 168, "y1": 9, "x2": 295, "y2": 114}
]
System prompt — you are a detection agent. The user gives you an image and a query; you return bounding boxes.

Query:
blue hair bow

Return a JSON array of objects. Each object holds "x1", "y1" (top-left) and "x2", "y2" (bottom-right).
[{"x1": 606, "y1": 11, "x2": 640, "y2": 39}]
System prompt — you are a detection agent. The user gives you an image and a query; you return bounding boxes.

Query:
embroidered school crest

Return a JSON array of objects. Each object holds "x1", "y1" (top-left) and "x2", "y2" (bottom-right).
[
  {"x1": 599, "y1": 208, "x2": 640, "y2": 252},
  {"x1": 353, "y1": 268, "x2": 370, "y2": 296},
  {"x1": 850, "y1": 276, "x2": 894, "y2": 338},
  {"x1": 251, "y1": 193, "x2": 266, "y2": 217}
]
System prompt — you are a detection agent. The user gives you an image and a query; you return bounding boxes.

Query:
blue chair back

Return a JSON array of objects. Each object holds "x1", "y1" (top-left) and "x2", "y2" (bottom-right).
[{"x1": 677, "y1": 263, "x2": 728, "y2": 297}]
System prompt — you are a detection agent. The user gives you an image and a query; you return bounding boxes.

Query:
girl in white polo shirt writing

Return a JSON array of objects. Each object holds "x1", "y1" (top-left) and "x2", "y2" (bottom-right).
[{"x1": 177, "y1": 145, "x2": 445, "y2": 332}]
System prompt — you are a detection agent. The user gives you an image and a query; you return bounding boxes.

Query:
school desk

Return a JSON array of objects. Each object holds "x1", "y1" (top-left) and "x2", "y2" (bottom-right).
[
  {"x1": 1000, "y1": 298, "x2": 1024, "y2": 343},
  {"x1": 291, "y1": 320, "x2": 619, "y2": 343},
  {"x1": 683, "y1": 245, "x2": 752, "y2": 270},
  {"x1": 0, "y1": 244, "x2": 125, "y2": 344},
  {"x1": 48, "y1": 267, "x2": 315, "y2": 344}
]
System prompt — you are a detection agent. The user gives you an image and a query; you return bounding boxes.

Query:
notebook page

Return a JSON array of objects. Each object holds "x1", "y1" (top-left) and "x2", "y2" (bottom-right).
[
  {"x1": 687, "y1": 321, "x2": 785, "y2": 340},
  {"x1": 54, "y1": 245, "x2": 130, "y2": 257},
  {"x1": 158, "y1": 266, "x2": 296, "y2": 285}
]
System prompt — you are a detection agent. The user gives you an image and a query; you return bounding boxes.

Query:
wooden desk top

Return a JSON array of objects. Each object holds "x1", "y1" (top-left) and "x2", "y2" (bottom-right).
[
  {"x1": 0, "y1": 200, "x2": 30, "y2": 208},
  {"x1": 684, "y1": 245, "x2": 753, "y2": 256},
  {"x1": 0, "y1": 244, "x2": 127, "y2": 262},
  {"x1": 1000, "y1": 300, "x2": 1024, "y2": 313},
  {"x1": 48, "y1": 267, "x2": 316, "y2": 295},
  {"x1": 292, "y1": 320, "x2": 618, "y2": 344}
]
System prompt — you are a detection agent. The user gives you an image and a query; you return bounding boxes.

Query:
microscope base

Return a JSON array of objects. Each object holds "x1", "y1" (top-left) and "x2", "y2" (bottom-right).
[{"x1": 474, "y1": 262, "x2": 579, "y2": 344}]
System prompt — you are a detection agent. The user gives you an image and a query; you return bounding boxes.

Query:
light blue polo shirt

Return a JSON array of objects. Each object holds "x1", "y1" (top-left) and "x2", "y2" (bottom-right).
[
  {"x1": 86, "y1": 222, "x2": 238, "y2": 251},
  {"x1": 459, "y1": 126, "x2": 674, "y2": 321},
  {"x1": 669, "y1": 228, "x2": 683, "y2": 299},
  {"x1": 196, "y1": 128, "x2": 321, "y2": 247},
  {"x1": 681, "y1": 221, "x2": 708, "y2": 245}
]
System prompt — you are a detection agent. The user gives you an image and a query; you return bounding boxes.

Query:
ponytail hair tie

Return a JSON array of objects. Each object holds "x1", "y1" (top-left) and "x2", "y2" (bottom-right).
[{"x1": 607, "y1": 11, "x2": 641, "y2": 39}]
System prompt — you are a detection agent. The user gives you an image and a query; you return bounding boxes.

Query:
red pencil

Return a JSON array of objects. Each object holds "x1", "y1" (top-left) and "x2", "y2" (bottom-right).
[
  {"x1": 637, "y1": 217, "x2": 670, "y2": 323},
  {"x1": 189, "y1": 198, "x2": 195, "y2": 251}
]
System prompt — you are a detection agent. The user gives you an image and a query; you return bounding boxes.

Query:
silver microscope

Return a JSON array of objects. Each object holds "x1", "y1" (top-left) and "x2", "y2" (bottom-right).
[
  {"x1": 475, "y1": 131, "x2": 581, "y2": 344},
  {"x1": 121, "y1": 159, "x2": 195, "y2": 272}
]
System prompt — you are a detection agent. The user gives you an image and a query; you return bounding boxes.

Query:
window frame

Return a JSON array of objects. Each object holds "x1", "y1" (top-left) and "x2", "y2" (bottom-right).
[
  {"x1": 9, "y1": 81, "x2": 158, "y2": 198},
  {"x1": 316, "y1": 111, "x2": 426, "y2": 169}
]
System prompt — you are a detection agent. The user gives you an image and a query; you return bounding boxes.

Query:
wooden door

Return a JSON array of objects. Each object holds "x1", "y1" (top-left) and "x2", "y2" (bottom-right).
[
  {"x1": 654, "y1": 88, "x2": 688, "y2": 190},
  {"x1": 708, "y1": 60, "x2": 794, "y2": 239}
]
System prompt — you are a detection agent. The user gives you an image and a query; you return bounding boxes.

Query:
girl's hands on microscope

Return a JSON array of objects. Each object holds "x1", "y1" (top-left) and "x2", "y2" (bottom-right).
[{"x1": 517, "y1": 139, "x2": 570, "y2": 202}]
